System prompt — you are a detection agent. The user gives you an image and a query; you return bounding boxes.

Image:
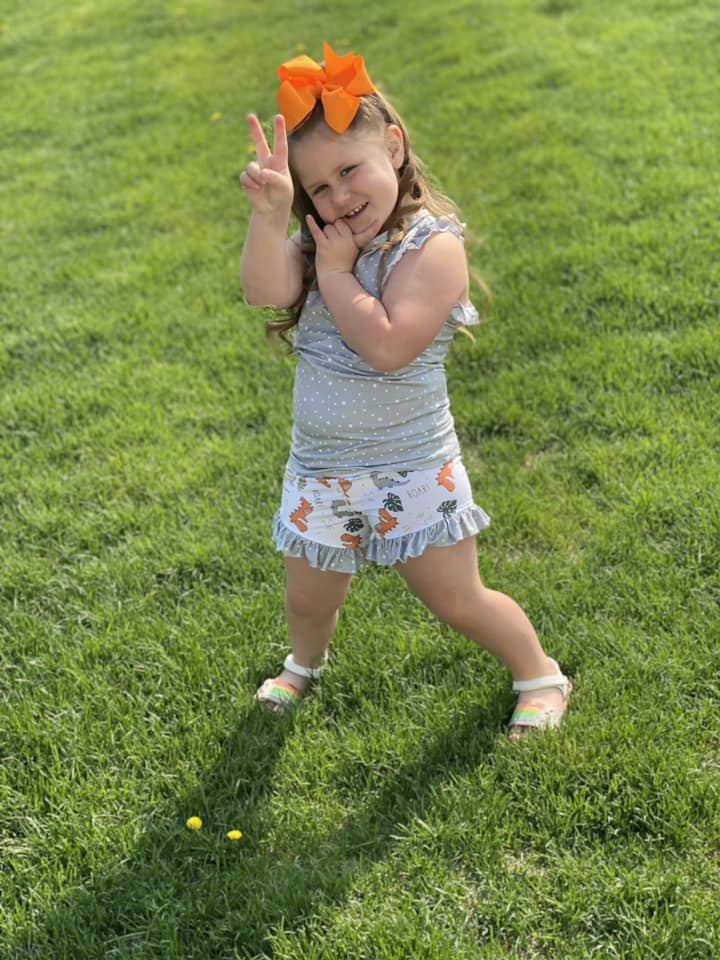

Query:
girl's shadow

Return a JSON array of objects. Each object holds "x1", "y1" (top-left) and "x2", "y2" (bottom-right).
[{"x1": 8, "y1": 679, "x2": 500, "y2": 958}]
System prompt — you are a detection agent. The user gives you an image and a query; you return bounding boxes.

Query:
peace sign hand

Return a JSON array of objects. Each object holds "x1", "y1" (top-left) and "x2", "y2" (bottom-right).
[{"x1": 239, "y1": 114, "x2": 294, "y2": 217}]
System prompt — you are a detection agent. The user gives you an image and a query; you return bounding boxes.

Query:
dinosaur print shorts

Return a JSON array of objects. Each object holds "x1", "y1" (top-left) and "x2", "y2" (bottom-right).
[{"x1": 274, "y1": 457, "x2": 490, "y2": 573}]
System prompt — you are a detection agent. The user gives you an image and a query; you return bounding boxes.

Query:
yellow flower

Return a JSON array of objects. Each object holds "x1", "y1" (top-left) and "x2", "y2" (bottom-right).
[
  {"x1": 211, "y1": 112, "x2": 223, "y2": 122},
  {"x1": 186, "y1": 816, "x2": 203, "y2": 830},
  {"x1": 227, "y1": 830, "x2": 243, "y2": 841}
]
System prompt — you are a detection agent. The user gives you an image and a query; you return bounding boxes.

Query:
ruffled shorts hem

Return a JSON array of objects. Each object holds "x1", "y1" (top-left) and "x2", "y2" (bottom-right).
[{"x1": 272, "y1": 503, "x2": 491, "y2": 574}]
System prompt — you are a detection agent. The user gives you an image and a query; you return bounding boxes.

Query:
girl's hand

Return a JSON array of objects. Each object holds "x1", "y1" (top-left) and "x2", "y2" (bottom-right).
[
  {"x1": 306, "y1": 214, "x2": 361, "y2": 277},
  {"x1": 240, "y1": 114, "x2": 294, "y2": 217}
]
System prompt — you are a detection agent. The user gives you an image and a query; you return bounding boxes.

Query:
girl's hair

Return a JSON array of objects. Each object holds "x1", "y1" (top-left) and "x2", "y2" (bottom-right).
[{"x1": 266, "y1": 89, "x2": 486, "y2": 344}]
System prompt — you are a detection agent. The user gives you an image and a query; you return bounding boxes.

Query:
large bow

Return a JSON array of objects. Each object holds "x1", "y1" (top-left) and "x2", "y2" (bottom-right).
[{"x1": 277, "y1": 42, "x2": 376, "y2": 134}]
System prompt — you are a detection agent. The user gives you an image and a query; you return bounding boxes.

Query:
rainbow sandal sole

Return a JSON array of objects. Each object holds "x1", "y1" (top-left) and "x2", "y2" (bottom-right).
[
  {"x1": 255, "y1": 653, "x2": 327, "y2": 715},
  {"x1": 507, "y1": 658, "x2": 572, "y2": 740}
]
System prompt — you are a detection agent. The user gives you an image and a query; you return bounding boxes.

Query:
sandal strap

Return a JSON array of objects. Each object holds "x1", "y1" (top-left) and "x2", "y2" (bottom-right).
[
  {"x1": 512, "y1": 658, "x2": 570, "y2": 699},
  {"x1": 283, "y1": 653, "x2": 326, "y2": 680}
]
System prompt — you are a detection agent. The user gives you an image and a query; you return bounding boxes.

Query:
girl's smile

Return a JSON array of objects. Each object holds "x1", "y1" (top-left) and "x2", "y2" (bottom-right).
[{"x1": 291, "y1": 123, "x2": 405, "y2": 241}]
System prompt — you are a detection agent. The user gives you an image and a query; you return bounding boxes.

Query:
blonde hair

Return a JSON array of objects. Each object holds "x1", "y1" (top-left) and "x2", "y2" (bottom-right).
[{"x1": 266, "y1": 90, "x2": 487, "y2": 344}]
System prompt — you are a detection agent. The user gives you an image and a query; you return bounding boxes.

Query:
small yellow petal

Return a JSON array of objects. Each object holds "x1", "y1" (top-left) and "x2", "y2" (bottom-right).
[
  {"x1": 294, "y1": 43, "x2": 306, "y2": 52},
  {"x1": 226, "y1": 830, "x2": 243, "y2": 841},
  {"x1": 186, "y1": 816, "x2": 203, "y2": 830},
  {"x1": 211, "y1": 112, "x2": 223, "y2": 122}
]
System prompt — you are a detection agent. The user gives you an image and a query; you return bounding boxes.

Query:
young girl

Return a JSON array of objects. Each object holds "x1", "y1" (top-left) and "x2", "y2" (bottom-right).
[{"x1": 239, "y1": 43, "x2": 571, "y2": 737}]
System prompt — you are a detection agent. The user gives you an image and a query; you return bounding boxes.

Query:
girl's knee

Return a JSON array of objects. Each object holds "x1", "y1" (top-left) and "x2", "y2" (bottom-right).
[
  {"x1": 285, "y1": 588, "x2": 337, "y2": 621},
  {"x1": 428, "y1": 584, "x2": 491, "y2": 634},
  {"x1": 284, "y1": 569, "x2": 351, "y2": 620}
]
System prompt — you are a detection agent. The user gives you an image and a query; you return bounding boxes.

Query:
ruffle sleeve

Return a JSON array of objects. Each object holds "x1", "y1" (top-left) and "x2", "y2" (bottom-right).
[{"x1": 380, "y1": 213, "x2": 480, "y2": 327}]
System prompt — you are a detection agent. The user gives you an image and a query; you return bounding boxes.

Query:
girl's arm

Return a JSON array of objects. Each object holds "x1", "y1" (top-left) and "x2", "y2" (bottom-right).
[
  {"x1": 239, "y1": 114, "x2": 303, "y2": 308},
  {"x1": 241, "y1": 215, "x2": 304, "y2": 308},
  {"x1": 307, "y1": 216, "x2": 468, "y2": 372}
]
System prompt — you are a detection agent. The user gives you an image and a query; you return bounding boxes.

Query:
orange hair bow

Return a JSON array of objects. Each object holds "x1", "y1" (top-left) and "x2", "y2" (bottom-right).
[{"x1": 277, "y1": 41, "x2": 376, "y2": 134}]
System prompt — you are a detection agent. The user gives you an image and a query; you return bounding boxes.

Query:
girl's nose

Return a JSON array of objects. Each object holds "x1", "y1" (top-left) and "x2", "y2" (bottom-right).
[{"x1": 332, "y1": 184, "x2": 351, "y2": 210}]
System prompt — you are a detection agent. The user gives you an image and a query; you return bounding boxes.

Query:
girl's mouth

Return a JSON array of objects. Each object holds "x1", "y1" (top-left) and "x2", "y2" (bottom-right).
[{"x1": 342, "y1": 202, "x2": 368, "y2": 222}]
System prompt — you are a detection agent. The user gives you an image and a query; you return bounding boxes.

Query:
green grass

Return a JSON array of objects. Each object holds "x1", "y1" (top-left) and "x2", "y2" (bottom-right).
[{"x1": 1, "y1": 0, "x2": 719, "y2": 956}]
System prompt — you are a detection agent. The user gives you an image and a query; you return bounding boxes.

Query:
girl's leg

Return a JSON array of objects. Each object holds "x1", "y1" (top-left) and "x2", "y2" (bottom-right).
[
  {"x1": 394, "y1": 537, "x2": 565, "y2": 712},
  {"x1": 271, "y1": 555, "x2": 353, "y2": 695}
]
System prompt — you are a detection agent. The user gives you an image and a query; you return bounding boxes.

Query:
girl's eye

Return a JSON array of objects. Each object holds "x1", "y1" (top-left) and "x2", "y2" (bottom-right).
[
  {"x1": 312, "y1": 185, "x2": 328, "y2": 196},
  {"x1": 340, "y1": 166, "x2": 356, "y2": 178}
]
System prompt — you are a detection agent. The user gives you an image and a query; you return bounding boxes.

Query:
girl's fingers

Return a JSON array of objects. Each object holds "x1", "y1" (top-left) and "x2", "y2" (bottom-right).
[
  {"x1": 306, "y1": 214, "x2": 324, "y2": 243},
  {"x1": 331, "y1": 219, "x2": 353, "y2": 240},
  {"x1": 239, "y1": 170, "x2": 267, "y2": 195},
  {"x1": 260, "y1": 167, "x2": 284, "y2": 185},
  {"x1": 350, "y1": 223, "x2": 378, "y2": 249},
  {"x1": 239, "y1": 165, "x2": 264, "y2": 193},
  {"x1": 241, "y1": 164, "x2": 290, "y2": 196},
  {"x1": 272, "y1": 114, "x2": 288, "y2": 165},
  {"x1": 246, "y1": 113, "x2": 271, "y2": 162},
  {"x1": 243, "y1": 161, "x2": 263, "y2": 181}
]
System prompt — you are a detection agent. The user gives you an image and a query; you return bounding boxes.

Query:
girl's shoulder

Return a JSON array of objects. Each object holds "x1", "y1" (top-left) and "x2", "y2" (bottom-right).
[
  {"x1": 384, "y1": 210, "x2": 481, "y2": 329},
  {"x1": 404, "y1": 209, "x2": 466, "y2": 243},
  {"x1": 382, "y1": 209, "x2": 466, "y2": 272},
  {"x1": 365, "y1": 209, "x2": 465, "y2": 253}
]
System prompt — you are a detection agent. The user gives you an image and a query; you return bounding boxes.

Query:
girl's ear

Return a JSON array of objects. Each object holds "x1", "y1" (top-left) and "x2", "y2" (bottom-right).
[{"x1": 385, "y1": 124, "x2": 405, "y2": 170}]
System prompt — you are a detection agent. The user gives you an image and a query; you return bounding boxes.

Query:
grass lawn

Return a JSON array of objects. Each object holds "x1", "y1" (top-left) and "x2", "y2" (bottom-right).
[{"x1": 1, "y1": 0, "x2": 719, "y2": 956}]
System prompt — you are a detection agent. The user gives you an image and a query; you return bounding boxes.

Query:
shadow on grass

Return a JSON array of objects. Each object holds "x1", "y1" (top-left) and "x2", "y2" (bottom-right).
[{"x1": 9, "y1": 692, "x2": 499, "y2": 959}]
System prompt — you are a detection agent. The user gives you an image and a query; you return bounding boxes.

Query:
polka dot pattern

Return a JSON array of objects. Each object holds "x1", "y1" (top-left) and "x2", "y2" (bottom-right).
[{"x1": 288, "y1": 211, "x2": 480, "y2": 477}]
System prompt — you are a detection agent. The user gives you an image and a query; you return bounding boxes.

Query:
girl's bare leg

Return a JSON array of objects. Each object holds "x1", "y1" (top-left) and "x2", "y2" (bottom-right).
[
  {"x1": 272, "y1": 556, "x2": 353, "y2": 694},
  {"x1": 394, "y1": 537, "x2": 565, "y2": 712}
]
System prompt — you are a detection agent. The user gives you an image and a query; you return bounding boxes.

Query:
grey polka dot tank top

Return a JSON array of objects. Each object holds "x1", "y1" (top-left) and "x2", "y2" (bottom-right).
[{"x1": 287, "y1": 210, "x2": 480, "y2": 477}]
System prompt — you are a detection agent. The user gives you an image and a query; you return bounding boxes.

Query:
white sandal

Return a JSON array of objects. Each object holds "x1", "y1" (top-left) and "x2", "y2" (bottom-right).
[
  {"x1": 255, "y1": 654, "x2": 326, "y2": 714},
  {"x1": 507, "y1": 658, "x2": 572, "y2": 739}
]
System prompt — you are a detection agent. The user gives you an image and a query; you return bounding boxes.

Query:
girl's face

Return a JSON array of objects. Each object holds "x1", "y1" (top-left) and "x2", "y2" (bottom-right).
[{"x1": 291, "y1": 122, "x2": 405, "y2": 241}]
